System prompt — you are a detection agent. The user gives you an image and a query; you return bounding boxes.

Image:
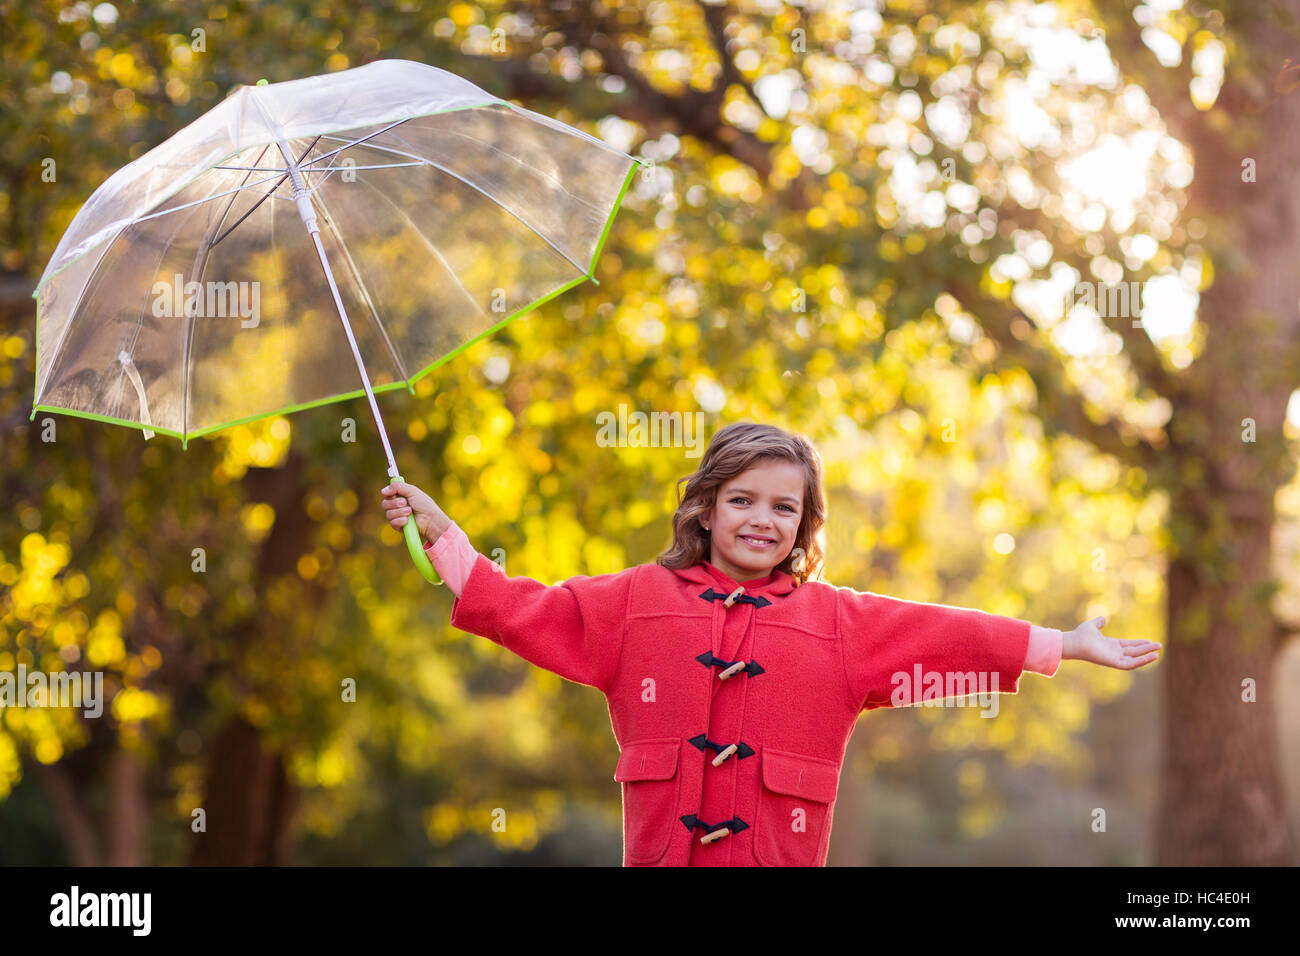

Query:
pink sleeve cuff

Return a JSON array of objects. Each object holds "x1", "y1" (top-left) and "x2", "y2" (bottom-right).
[
  {"x1": 422, "y1": 521, "x2": 477, "y2": 597},
  {"x1": 1025, "y1": 625, "x2": 1063, "y2": 677}
]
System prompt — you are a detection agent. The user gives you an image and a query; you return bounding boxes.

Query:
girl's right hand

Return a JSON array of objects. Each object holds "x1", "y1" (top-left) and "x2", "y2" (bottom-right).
[{"x1": 381, "y1": 481, "x2": 451, "y2": 542}]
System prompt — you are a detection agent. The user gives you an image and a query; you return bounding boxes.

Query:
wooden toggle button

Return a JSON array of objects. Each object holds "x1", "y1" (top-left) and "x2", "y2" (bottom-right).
[
  {"x1": 700, "y1": 827, "x2": 731, "y2": 844},
  {"x1": 723, "y1": 586, "x2": 745, "y2": 607},
  {"x1": 718, "y1": 661, "x2": 746, "y2": 680},
  {"x1": 712, "y1": 744, "x2": 738, "y2": 766}
]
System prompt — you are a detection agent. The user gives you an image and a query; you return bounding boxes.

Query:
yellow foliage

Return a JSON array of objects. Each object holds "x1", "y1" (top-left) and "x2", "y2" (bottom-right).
[
  {"x1": 316, "y1": 746, "x2": 348, "y2": 788},
  {"x1": 240, "y1": 502, "x2": 276, "y2": 539},
  {"x1": 112, "y1": 688, "x2": 161, "y2": 724},
  {"x1": 86, "y1": 609, "x2": 124, "y2": 667},
  {"x1": 958, "y1": 799, "x2": 1003, "y2": 839},
  {"x1": 34, "y1": 736, "x2": 63, "y2": 765},
  {"x1": 217, "y1": 418, "x2": 291, "y2": 479}
]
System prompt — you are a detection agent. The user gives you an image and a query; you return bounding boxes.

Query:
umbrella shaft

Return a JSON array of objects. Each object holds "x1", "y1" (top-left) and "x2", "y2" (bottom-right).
[
  {"x1": 309, "y1": 228, "x2": 401, "y2": 477},
  {"x1": 277, "y1": 137, "x2": 401, "y2": 479}
]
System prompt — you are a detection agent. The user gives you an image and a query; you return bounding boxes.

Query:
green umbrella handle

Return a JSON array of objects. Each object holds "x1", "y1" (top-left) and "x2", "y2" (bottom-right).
[{"x1": 392, "y1": 473, "x2": 443, "y2": 586}]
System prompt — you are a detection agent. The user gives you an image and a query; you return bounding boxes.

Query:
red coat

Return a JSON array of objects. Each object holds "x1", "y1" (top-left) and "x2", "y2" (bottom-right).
[{"x1": 448, "y1": 552, "x2": 1032, "y2": 866}]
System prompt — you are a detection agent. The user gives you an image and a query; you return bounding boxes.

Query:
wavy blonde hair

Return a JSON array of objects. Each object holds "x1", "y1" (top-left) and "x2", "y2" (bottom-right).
[{"x1": 656, "y1": 422, "x2": 826, "y2": 586}]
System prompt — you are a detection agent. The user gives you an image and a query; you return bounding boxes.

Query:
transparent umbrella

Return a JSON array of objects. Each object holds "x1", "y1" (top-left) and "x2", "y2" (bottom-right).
[{"x1": 30, "y1": 59, "x2": 642, "y2": 584}]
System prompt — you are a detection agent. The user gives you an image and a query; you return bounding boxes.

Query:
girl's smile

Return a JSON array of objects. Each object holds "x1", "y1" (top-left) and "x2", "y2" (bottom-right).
[{"x1": 702, "y1": 459, "x2": 805, "y2": 583}]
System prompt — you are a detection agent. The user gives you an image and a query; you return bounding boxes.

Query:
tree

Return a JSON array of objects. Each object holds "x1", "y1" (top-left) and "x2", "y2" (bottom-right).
[
  {"x1": 3, "y1": 0, "x2": 1293, "y2": 866},
  {"x1": 495, "y1": 0, "x2": 1298, "y2": 864}
]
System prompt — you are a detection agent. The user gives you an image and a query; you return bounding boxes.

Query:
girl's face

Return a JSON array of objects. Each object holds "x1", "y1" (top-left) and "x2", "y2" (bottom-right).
[{"x1": 702, "y1": 459, "x2": 805, "y2": 584}]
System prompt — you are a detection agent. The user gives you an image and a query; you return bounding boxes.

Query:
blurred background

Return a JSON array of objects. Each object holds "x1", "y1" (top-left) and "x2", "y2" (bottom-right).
[{"x1": 2, "y1": 0, "x2": 1298, "y2": 865}]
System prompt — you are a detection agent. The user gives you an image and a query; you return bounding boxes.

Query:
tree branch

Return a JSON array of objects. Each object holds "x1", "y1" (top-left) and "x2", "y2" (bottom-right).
[
  {"x1": 945, "y1": 275, "x2": 1163, "y2": 469},
  {"x1": 697, "y1": 0, "x2": 763, "y2": 109},
  {"x1": 990, "y1": 198, "x2": 1180, "y2": 402},
  {"x1": 534, "y1": 0, "x2": 806, "y2": 201}
]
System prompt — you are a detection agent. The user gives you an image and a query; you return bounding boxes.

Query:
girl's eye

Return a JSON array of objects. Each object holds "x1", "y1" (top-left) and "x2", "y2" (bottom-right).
[{"x1": 729, "y1": 496, "x2": 797, "y2": 513}]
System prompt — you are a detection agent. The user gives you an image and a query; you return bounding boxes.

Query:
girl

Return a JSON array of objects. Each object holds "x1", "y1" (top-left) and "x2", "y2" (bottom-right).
[{"x1": 380, "y1": 422, "x2": 1161, "y2": 866}]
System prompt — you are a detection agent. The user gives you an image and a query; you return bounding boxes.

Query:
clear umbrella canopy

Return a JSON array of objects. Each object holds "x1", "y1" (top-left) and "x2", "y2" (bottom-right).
[{"x1": 32, "y1": 59, "x2": 640, "y2": 445}]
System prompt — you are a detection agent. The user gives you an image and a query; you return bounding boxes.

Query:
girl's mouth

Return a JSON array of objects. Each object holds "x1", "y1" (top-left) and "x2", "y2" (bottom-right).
[{"x1": 739, "y1": 535, "x2": 775, "y2": 550}]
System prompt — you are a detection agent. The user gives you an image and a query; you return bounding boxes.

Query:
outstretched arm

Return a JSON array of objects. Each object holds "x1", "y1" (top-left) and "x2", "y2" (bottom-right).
[
  {"x1": 381, "y1": 483, "x2": 633, "y2": 692},
  {"x1": 840, "y1": 587, "x2": 1035, "y2": 710}
]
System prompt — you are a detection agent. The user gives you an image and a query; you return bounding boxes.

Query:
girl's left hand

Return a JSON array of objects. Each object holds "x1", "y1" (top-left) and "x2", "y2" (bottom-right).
[{"x1": 1064, "y1": 616, "x2": 1162, "y2": 670}]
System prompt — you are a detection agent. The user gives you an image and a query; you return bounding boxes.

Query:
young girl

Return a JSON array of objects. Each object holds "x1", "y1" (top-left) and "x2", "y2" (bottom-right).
[{"x1": 380, "y1": 422, "x2": 1161, "y2": 866}]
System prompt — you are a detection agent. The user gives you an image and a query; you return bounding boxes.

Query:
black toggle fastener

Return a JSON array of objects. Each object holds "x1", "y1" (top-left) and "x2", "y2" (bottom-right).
[
  {"x1": 694, "y1": 650, "x2": 765, "y2": 678},
  {"x1": 698, "y1": 587, "x2": 772, "y2": 608},
  {"x1": 687, "y1": 734, "x2": 755, "y2": 762},
  {"x1": 680, "y1": 814, "x2": 750, "y2": 843}
]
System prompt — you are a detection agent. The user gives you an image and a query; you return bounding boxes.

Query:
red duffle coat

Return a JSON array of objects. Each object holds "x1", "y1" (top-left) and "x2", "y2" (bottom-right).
[{"x1": 447, "y1": 551, "x2": 1033, "y2": 866}]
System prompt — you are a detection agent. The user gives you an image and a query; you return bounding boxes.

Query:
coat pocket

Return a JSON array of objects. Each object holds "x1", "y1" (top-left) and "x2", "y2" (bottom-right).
[
  {"x1": 753, "y1": 747, "x2": 841, "y2": 867},
  {"x1": 613, "y1": 738, "x2": 682, "y2": 864}
]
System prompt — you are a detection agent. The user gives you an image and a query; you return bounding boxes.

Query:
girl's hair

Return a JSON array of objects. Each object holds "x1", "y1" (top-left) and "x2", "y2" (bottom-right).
[{"x1": 656, "y1": 422, "x2": 826, "y2": 586}]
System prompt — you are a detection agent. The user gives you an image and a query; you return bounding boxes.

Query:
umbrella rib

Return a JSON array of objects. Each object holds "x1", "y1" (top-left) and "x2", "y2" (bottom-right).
[
  {"x1": 349, "y1": 173, "x2": 490, "y2": 330},
  {"x1": 295, "y1": 141, "x2": 412, "y2": 383},
  {"x1": 507, "y1": 102, "x2": 629, "y2": 154},
  {"x1": 316, "y1": 134, "x2": 592, "y2": 278},
  {"x1": 45, "y1": 151, "x2": 291, "y2": 403},
  {"x1": 309, "y1": 188, "x2": 412, "y2": 384},
  {"x1": 207, "y1": 172, "x2": 290, "y2": 248},
  {"x1": 295, "y1": 144, "x2": 354, "y2": 196},
  {"x1": 209, "y1": 144, "x2": 273, "y2": 238},
  {"x1": 128, "y1": 170, "x2": 293, "y2": 228},
  {"x1": 40, "y1": 169, "x2": 214, "y2": 418},
  {"x1": 297, "y1": 118, "x2": 413, "y2": 170},
  {"x1": 215, "y1": 161, "x2": 421, "y2": 173},
  {"x1": 43, "y1": 174, "x2": 212, "y2": 412},
  {"x1": 209, "y1": 136, "x2": 321, "y2": 249},
  {"x1": 37, "y1": 228, "x2": 126, "y2": 407},
  {"x1": 391, "y1": 119, "x2": 606, "y2": 219},
  {"x1": 46, "y1": 141, "x2": 269, "y2": 397},
  {"x1": 212, "y1": 165, "x2": 299, "y2": 172},
  {"x1": 181, "y1": 144, "x2": 273, "y2": 439},
  {"x1": 142, "y1": 166, "x2": 252, "y2": 432}
]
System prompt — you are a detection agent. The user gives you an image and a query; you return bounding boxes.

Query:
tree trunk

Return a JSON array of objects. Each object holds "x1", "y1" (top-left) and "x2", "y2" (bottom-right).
[
  {"x1": 1158, "y1": 547, "x2": 1293, "y2": 864},
  {"x1": 106, "y1": 746, "x2": 148, "y2": 865},
  {"x1": 189, "y1": 716, "x2": 298, "y2": 866},
  {"x1": 1155, "y1": 383, "x2": 1296, "y2": 863},
  {"x1": 1152, "y1": 205, "x2": 1298, "y2": 865},
  {"x1": 30, "y1": 761, "x2": 102, "y2": 866},
  {"x1": 1148, "y1": 0, "x2": 1300, "y2": 865},
  {"x1": 185, "y1": 454, "x2": 317, "y2": 866}
]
